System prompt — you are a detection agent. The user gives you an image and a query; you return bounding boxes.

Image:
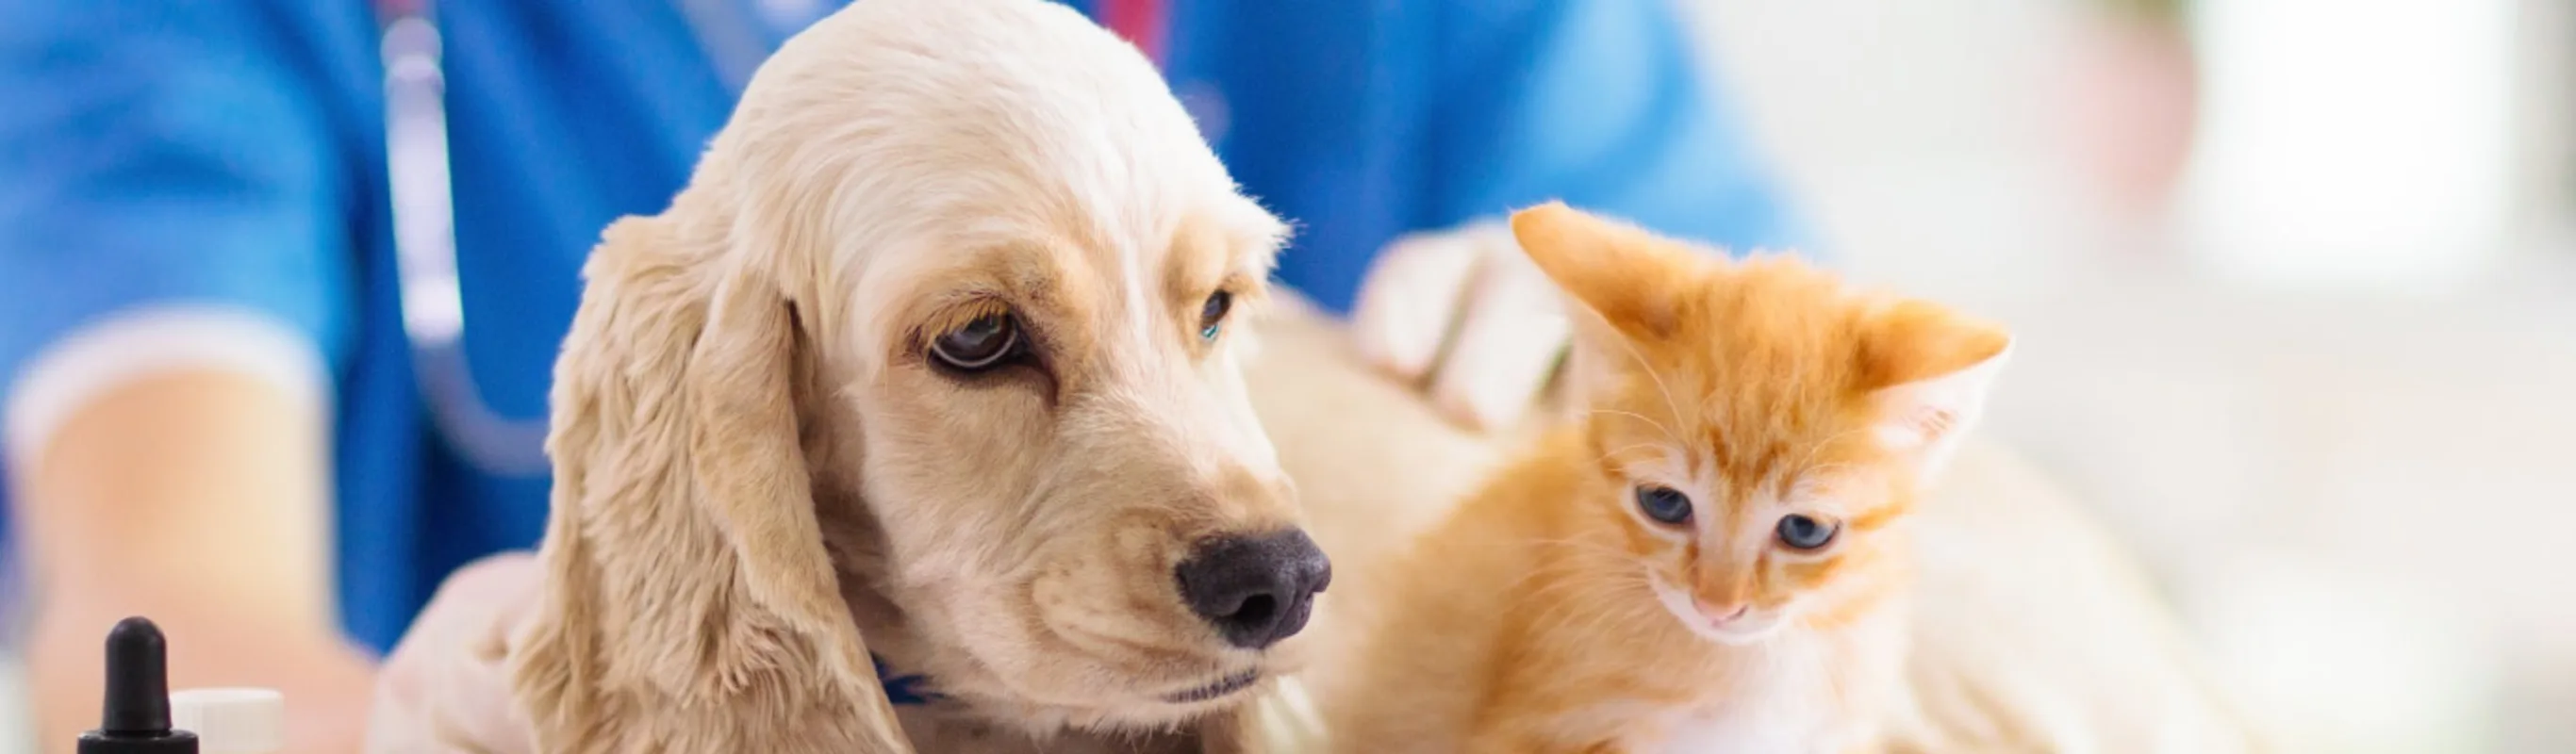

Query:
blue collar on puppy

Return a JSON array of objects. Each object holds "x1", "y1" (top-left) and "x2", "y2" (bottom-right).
[{"x1": 873, "y1": 655, "x2": 941, "y2": 706}]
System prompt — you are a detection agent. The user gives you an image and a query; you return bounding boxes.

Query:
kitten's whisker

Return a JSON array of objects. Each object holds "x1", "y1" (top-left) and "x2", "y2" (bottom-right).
[
  {"x1": 1521, "y1": 536, "x2": 1651, "y2": 566},
  {"x1": 1588, "y1": 409, "x2": 1678, "y2": 445},
  {"x1": 1603, "y1": 333, "x2": 1690, "y2": 439},
  {"x1": 1594, "y1": 441, "x2": 1669, "y2": 467},
  {"x1": 1525, "y1": 563, "x2": 1669, "y2": 610},
  {"x1": 1527, "y1": 580, "x2": 1658, "y2": 636},
  {"x1": 1791, "y1": 426, "x2": 1869, "y2": 468},
  {"x1": 1560, "y1": 584, "x2": 1661, "y2": 637}
]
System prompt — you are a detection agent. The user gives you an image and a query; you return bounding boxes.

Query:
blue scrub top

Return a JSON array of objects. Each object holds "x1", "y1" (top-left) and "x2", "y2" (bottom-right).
[{"x1": 0, "y1": 0, "x2": 1804, "y2": 652}]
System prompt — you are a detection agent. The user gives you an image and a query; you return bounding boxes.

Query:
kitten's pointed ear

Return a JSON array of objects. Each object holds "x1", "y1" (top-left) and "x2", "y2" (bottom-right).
[
  {"x1": 1858, "y1": 301, "x2": 2013, "y2": 479},
  {"x1": 1509, "y1": 202, "x2": 1701, "y2": 341}
]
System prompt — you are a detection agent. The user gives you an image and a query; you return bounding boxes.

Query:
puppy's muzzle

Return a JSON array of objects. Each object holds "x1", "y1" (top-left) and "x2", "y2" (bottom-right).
[{"x1": 1173, "y1": 530, "x2": 1331, "y2": 649}]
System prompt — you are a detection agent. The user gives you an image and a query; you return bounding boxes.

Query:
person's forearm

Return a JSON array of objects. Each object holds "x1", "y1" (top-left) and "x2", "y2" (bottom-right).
[{"x1": 12, "y1": 369, "x2": 363, "y2": 746}]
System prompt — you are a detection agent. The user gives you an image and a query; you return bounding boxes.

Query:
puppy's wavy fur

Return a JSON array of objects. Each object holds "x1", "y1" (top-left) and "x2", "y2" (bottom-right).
[{"x1": 514, "y1": 2, "x2": 1300, "y2": 751}]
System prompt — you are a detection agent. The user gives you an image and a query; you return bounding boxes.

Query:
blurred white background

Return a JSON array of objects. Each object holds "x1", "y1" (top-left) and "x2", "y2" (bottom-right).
[{"x1": 1682, "y1": 0, "x2": 2576, "y2": 751}]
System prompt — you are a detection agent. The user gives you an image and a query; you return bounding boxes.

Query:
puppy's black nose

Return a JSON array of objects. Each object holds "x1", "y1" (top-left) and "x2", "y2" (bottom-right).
[{"x1": 1174, "y1": 530, "x2": 1331, "y2": 649}]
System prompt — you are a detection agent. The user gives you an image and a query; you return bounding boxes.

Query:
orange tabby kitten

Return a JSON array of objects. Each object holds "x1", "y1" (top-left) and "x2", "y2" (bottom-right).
[{"x1": 1327, "y1": 204, "x2": 2012, "y2": 753}]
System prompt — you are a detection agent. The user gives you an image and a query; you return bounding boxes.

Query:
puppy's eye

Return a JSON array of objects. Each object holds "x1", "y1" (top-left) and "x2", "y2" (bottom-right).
[
  {"x1": 1775, "y1": 514, "x2": 1838, "y2": 550},
  {"x1": 1198, "y1": 290, "x2": 1232, "y2": 341},
  {"x1": 1634, "y1": 485, "x2": 1693, "y2": 525},
  {"x1": 931, "y1": 313, "x2": 1019, "y2": 371}
]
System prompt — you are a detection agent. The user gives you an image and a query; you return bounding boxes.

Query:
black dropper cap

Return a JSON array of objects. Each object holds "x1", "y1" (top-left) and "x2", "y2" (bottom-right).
[{"x1": 78, "y1": 617, "x2": 197, "y2": 754}]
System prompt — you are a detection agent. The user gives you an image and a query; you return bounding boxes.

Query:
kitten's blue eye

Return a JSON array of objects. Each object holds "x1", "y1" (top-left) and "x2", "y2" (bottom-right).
[
  {"x1": 1775, "y1": 514, "x2": 1838, "y2": 550},
  {"x1": 1634, "y1": 485, "x2": 1693, "y2": 525},
  {"x1": 1198, "y1": 290, "x2": 1232, "y2": 341}
]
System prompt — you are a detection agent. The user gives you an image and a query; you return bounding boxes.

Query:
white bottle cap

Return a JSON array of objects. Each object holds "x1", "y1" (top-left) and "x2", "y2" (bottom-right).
[{"x1": 170, "y1": 687, "x2": 286, "y2": 754}]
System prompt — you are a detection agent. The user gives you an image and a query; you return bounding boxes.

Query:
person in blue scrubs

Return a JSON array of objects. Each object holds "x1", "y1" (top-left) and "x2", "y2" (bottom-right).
[{"x1": 0, "y1": 0, "x2": 1800, "y2": 748}]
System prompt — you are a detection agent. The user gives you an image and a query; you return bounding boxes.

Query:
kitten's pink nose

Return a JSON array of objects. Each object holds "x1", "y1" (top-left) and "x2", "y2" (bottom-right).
[{"x1": 1695, "y1": 600, "x2": 1751, "y2": 624}]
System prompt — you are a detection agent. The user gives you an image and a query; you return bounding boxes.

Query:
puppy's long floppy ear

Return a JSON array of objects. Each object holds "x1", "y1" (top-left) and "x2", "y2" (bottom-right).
[{"x1": 513, "y1": 212, "x2": 911, "y2": 752}]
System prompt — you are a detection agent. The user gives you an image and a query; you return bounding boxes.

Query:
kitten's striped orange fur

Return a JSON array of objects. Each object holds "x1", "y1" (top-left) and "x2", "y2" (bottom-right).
[{"x1": 1328, "y1": 204, "x2": 2011, "y2": 753}]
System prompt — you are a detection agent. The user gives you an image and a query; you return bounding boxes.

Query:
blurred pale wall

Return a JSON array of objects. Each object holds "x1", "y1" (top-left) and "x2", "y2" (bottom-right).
[{"x1": 1679, "y1": 0, "x2": 2576, "y2": 751}]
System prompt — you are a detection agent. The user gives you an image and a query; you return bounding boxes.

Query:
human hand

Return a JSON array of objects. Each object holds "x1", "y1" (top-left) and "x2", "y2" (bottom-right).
[
  {"x1": 1350, "y1": 221, "x2": 1572, "y2": 432},
  {"x1": 364, "y1": 552, "x2": 542, "y2": 754}
]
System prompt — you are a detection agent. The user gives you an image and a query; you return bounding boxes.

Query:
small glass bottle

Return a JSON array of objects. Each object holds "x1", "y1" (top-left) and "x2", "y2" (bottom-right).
[{"x1": 171, "y1": 689, "x2": 286, "y2": 754}]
